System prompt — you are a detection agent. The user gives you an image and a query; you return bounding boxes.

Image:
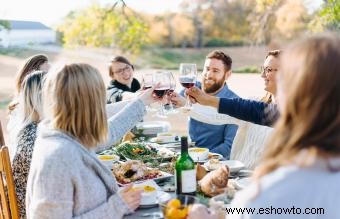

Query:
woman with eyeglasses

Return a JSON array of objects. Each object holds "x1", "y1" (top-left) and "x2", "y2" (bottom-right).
[
  {"x1": 186, "y1": 50, "x2": 281, "y2": 127},
  {"x1": 106, "y1": 56, "x2": 141, "y2": 104}
]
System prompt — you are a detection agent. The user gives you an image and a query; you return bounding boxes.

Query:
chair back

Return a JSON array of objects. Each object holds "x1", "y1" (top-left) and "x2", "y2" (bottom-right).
[
  {"x1": 0, "y1": 146, "x2": 19, "y2": 219},
  {"x1": 0, "y1": 121, "x2": 5, "y2": 146}
]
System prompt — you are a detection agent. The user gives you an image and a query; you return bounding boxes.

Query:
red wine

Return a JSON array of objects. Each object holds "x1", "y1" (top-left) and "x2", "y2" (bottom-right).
[
  {"x1": 181, "y1": 82, "x2": 195, "y2": 89},
  {"x1": 154, "y1": 88, "x2": 169, "y2": 98}
]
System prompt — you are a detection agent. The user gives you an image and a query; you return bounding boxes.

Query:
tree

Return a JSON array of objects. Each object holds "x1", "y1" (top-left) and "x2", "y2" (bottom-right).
[
  {"x1": 309, "y1": 0, "x2": 340, "y2": 32},
  {"x1": 58, "y1": 1, "x2": 149, "y2": 54}
]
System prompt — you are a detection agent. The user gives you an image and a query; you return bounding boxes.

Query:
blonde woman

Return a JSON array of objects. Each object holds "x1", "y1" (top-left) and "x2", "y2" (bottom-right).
[
  {"x1": 26, "y1": 63, "x2": 156, "y2": 218},
  {"x1": 189, "y1": 34, "x2": 340, "y2": 219},
  {"x1": 7, "y1": 54, "x2": 50, "y2": 160},
  {"x1": 12, "y1": 70, "x2": 46, "y2": 219}
]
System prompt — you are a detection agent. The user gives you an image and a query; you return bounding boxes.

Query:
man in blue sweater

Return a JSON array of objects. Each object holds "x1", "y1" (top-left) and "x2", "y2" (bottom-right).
[{"x1": 179, "y1": 50, "x2": 239, "y2": 159}]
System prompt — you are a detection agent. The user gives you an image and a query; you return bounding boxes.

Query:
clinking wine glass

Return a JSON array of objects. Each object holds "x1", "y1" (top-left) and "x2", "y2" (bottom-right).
[
  {"x1": 141, "y1": 73, "x2": 157, "y2": 112},
  {"x1": 153, "y1": 71, "x2": 171, "y2": 118},
  {"x1": 164, "y1": 71, "x2": 178, "y2": 114},
  {"x1": 179, "y1": 63, "x2": 197, "y2": 110}
]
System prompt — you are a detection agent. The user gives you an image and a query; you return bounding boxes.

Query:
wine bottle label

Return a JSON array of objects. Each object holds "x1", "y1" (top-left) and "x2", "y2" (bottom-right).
[{"x1": 181, "y1": 169, "x2": 196, "y2": 193}]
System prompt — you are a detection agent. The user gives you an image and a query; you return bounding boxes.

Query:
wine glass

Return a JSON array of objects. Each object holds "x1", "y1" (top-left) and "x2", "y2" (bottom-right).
[
  {"x1": 179, "y1": 63, "x2": 197, "y2": 110},
  {"x1": 164, "y1": 72, "x2": 178, "y2": 114},
  {"x1": 141, "y1": 73, "x2": 153, "y2": 90},
  {"x1": 153, "y1": 71, "x2": 171, "y2": 118},
  {"x1": 141, "y1": 73, "x2": 157, "y2": 112}
]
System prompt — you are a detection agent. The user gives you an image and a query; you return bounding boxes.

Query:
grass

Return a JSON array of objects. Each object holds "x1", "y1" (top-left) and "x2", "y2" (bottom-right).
[
  {"x1": 0, "y1": 46, "x2": 261, "y2": 73},
  {"x1": 138, "y1": 46, "x2": 261, "y2": 73}
]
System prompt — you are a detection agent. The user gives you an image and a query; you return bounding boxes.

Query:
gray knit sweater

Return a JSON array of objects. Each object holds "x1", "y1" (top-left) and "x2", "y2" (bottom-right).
[{"x1": 26, "y1": 99, "x2": 146, "y2": 219}]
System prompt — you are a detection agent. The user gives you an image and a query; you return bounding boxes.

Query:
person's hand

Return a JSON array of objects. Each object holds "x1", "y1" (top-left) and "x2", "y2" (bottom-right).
[
  {"x1": 188, "y1": 204, "x2": 218, "y2": 219},
  {"x1": 119, "y1": 184, "x2": 143, "y2": 211},
  {"x1": 169, "y1": 92, "x2": 186, "y2": 107},
  {"x1": 199, "y1": 165, "x2": 229, "y2": 197},
  {"x1": 138, "y1": 87, "x2": 158, "y2": 106},
  {"x1": 186, "y1": 87, "x2": 219, "y2": 108}
]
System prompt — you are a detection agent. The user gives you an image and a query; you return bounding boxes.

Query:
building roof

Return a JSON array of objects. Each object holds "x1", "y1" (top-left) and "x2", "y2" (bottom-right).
[{"x1": 5, "y1": 20, "x2": 51, "y2": 30}]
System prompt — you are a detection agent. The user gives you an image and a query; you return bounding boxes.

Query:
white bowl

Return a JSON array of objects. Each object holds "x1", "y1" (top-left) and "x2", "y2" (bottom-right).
[
  {"x1": 188, "y1": 148, "x2": 209, "y2": 161},
  {"x1": 204, "y1": 160, "x2": 245, "y2": 173},
  {"x1": 97, "y1": 154, "x2": 119, "y2": 169}
]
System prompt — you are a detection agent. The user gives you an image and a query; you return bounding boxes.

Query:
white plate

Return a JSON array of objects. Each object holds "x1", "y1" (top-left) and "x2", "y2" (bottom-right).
[
  {"x1": 150, "y1": 137, "x2": 179, "y2": 144},
  {"x1": 139, "y1": 191, "x2": 172, "y2": 209},
  {"x1": 204, "y1": 160, "x2": 245, "y2": 173},
  {"x1": 136, "y1": 121, "x2": 171, "y2": 135},
  {"x1": 191, "y1": 152, "x2": 223, "y2": 163},
  {"x1": 117, "y1": 171, "x2": 173, "y2": 186},
  {"x1": 233, "y1": 177, "x2": 252, "y2": 190}
]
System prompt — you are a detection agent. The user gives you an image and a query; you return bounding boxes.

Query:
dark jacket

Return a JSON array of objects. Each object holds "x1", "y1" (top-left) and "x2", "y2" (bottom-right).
[
  {"x1": 218, "y1": 98, "x2": 279, "y2": 127},
  {"x1": 106, "y1": 78, "x2": 141, "y2": 104}
]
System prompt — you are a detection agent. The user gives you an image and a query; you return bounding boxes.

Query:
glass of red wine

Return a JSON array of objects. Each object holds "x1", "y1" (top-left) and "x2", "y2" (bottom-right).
[
  {"x1": 179, "y1": 63, "x2": 197, "y2": 110},
  {"x1": 153, "y1": 71, "x2": 171, "y2": 118}
]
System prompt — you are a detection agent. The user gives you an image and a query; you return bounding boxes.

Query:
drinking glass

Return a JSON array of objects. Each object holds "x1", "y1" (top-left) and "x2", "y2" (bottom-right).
[
  {"x1": 153, "y1": 71, "x2": 171, "y2": 118},
  {"x1": 179, "y1": 63, "x2": 197, "y2": 110},
  {"x1": 141, "y1": 73, "x2": 157, "y2": 112},
  {"x1": 164, "y1": 72, "x2": 178, "y2": 114}
]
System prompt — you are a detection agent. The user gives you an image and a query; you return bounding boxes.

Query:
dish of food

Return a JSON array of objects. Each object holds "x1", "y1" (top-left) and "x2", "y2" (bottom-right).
[
  {"x1": 149, "y1": 133, "x2": 179, "y2": 144},
  {"x1": 204, "y1": 160, "x2": 245, "y2": 173},
  {"x1": 97, "y1": 154, "x2": 119, "y2": 169},
  {"x1": 188, "y1": 147, "x2": 209, "y2": 161},
  {"x1": 130, "y1": 180, "x2": 170, "y2": 207},
  {"x1": 114, "y1": 142, "x2": 176, "y2": 162},
  {"x1": 112, "y1": 160, "x2": 172, "y2": 185}
]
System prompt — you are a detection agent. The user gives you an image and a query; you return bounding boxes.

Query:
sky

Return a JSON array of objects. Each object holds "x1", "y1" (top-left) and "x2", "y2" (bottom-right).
[
  {"x1": 0, "y1": 0, "x2": 182, "y2": 27},
  {"x1": 0, "y1": 0, "x2": 322, "y2": 28}
]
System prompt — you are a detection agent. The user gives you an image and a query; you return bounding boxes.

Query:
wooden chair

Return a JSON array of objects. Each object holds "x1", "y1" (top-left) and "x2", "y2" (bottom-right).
[
  {"x1": 0, "y1": 146, "x2": 19, "y2": 219},
  {"x1": 0, "y1": 121, "x2": 5, "y2": 147}
]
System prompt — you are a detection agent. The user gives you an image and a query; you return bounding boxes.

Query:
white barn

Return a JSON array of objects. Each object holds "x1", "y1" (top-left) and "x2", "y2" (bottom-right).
[{"x1": 0, "y1": 20, "x2": 56, "y2": 47}]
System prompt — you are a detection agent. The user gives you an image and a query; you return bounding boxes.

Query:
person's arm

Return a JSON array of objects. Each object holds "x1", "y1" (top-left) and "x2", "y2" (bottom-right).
[
  {"x1": 96, "y1": 99, "x2": 146, "y2": 152},
  {"x1": 218, "y1": 98, "x2": 277, "y2": 127},
  {"x1": 210, "y1": 124, "x2": 238, "y2": 159}
]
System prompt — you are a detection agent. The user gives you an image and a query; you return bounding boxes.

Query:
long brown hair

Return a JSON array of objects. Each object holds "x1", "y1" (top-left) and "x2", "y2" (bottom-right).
[
  {"x1": 43, "y1": 63, "x2": 108, "y2": 147},
  {"x1": 8, "y1": 54, "x2": 48, "y2": 111},
  {"x1": 256, "y1": 34, "x2": 340, "y2": 178}
]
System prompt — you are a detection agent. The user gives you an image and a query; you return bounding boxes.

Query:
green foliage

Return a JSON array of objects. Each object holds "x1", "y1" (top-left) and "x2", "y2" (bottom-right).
[
  {"x1": 204, "y1": 38, "x2": 247, "y2": 47},
  {"x1": 58, "y1": 4, "x2": 149, "y2": 54},
  {"x1": 233, "y1": 66, "x2": 261, "y2": 73},
  {"x1": 309, "y1": 0, "x2": 340, "y2": 32},
  {"x1": 0, "y1": 20, "x2": 10, "y2": 30}
]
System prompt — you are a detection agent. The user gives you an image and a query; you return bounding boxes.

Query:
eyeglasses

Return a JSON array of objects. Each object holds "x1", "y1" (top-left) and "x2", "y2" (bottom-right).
[
  {"x1": 113, "y1": 65, "x2": 132, "y2": 75},
  {"x1": 261, "y1": 66, "x2": 278, "y2": 74}
]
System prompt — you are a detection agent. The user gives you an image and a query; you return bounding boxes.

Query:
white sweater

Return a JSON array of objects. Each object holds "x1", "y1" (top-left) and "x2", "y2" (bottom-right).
[
  {"x1": 229, "y1": 158, "x2": 340, "y2": 219},
  {"x1": 26, "y1": 99, "x2": 146, "y2": 219}
]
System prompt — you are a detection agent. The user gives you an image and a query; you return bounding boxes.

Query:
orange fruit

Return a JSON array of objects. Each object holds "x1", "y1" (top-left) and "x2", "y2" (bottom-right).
[
  {"x1": 167, "y1": 199, "x2": 181, "y2": 209},
  {"x1": 166, "y1": 207, "x2": 185, "y2": 219}
]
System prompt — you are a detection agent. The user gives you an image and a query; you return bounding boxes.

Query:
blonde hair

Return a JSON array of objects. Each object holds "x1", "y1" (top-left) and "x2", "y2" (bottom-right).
[
  {"x1": 43, "y1": 63, "x2": 108, "y2": 147},
  {"x1": 19, "y1": 70, "x2": 46, "y2": 124},
  {"x1": 256, "y1": 34, "x2": 340, "y2": 178}
]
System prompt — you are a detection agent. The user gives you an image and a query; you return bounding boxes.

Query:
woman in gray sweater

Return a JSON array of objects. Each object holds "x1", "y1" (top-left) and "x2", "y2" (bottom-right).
[{"x1": 26, "y1": 63, "x2": 156, "y2": 219}]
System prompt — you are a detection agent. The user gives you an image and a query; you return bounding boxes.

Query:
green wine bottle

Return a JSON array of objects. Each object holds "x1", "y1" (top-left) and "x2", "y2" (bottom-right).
[{"x1": 175, "y1": 136, "x2": 196, "y2": 195}]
